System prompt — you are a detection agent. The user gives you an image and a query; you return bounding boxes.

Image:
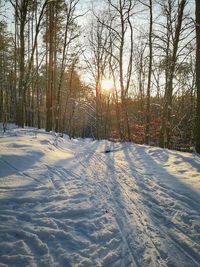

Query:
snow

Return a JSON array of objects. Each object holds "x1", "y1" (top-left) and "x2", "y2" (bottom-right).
[{"x1": 0, "y1": 126, "x2": 200, "y2": 267}]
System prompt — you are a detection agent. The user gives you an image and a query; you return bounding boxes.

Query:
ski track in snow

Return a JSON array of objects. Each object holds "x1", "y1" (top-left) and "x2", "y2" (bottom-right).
[{"x1": 0, "y1": 127, "x2": 200, "y2": 267}]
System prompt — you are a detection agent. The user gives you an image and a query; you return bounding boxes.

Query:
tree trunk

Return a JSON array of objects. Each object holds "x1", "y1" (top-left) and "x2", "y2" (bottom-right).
[
  {"x1": 159, "y1": 0, "x2": 186, "y2": 148},
  {"x1": 17, "y1": 18, "x2": 26, "y2": 127},
  {"x1": 195, "y1": 0, "x2": 200, "y2": 153},
  {"x1": 46, "y1": 1, "x2": 54, "y2": 132},
  {"x1": 145, "y1": 0, "x2": 153, "y2": 144}
]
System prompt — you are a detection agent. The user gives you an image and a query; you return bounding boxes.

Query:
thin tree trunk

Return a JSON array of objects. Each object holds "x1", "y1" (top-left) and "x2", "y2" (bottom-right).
[
  {"x1": 17, "y1": 17, "x2": 26, "y2": 127},
  {"x1": 195, "y1": 0, "x2": 200, "y2": 153},
  {"x1": 145, "y1": 0, "x2": 153, "y2": 144},
  {"x1": 46, "y1": 1, "x2": 54, "y2": 131},
  {"x1": 159, "y1": 0, "x2": 186, "y2": 148}
]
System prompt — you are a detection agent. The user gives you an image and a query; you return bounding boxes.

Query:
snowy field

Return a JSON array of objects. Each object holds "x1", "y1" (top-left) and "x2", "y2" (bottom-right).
[{"x1": 0, "y1": 126, "x2": 200, "y2": 267}]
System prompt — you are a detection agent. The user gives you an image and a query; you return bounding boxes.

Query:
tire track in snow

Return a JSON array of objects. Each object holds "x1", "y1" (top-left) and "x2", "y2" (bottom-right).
[
  {"x1": 72, "y1": 142, "x2": 200, "y2": 266},
  {"x1": 74, "y1": 149, "x2": 140, "y2": 267},
  {"x1": 79, "y1": 144, "x2": 200, "y2": 266},
  {"x1": 45, "y1": 165, "x2": 70, "y2": 194},
  {"x1": 114, "y1": 161, "x2": 200, "y2": 261},
  {"x1": 0, "y1": 158, "x2": 46, "y2": 186},
  {"x1": 79, "y1": 146, "x2": 169, "y2": 266},
  {"x1": 90, "y1": 153, "x2": 163, "y2": 267},
  {"x1": 95, "y1": 150, "x2": 200, "y2": 267}
]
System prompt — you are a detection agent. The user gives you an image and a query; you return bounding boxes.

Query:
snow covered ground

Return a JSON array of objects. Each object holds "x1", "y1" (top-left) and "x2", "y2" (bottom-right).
[{"x1": 0, "y1": 126, "x2": 200, "y2": 267}]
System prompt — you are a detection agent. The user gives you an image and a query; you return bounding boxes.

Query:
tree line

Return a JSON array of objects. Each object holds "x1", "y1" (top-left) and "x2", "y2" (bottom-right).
[{"x1": 0, "y1": 0, "x2": 200, "y2": 153}]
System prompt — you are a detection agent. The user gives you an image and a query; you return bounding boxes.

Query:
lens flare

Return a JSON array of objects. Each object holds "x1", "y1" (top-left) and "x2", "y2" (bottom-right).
[{"x1": 101, "y1": 78, "x2": 114, "y2": 91}]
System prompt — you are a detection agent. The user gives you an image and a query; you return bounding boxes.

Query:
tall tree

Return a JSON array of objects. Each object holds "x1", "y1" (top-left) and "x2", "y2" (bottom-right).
[
  {"x1": 99, "y1": 0, "x2": 135, "y2": 141},
  {"x1": 55, "y1": 0, "x2": 81, "y2": 133},
  {"x1": 0, "y1": 22, "x2": 12, "y2": 130},
  {"x1": 10, "y1": 0, "x2": 47, "y2": 128},
  {"x1": 10, "y1": 0, "x2": 29, "y2": 127},
  {"x1": 195, "y1": 0, "x2": 200, "y2": 153},
  {"x1": 111, "y1": 0, "x2": 134, "y2": 141},
  {"x1": 86, "y1": 13, "x2": 110, "y2": 139},
  {"x1": 46, "y1": 0, "x2": 55, "y2": 131},
  {"x1": 159, "y1": 0, "x2": 187, "y2": 148},
  {"x1": 139, "y1": 0, "x2": 153, "y2": 144}
]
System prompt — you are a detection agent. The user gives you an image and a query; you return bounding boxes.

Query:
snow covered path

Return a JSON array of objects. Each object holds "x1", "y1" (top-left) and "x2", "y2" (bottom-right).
[{"x1": 0, "y1": 128, "x2": 200, "y2": 267}]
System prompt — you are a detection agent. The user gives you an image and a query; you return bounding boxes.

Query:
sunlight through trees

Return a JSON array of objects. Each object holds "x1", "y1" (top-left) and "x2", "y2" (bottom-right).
[{"x1": 0, "y1": 0, "x2": 199, "y2": 152}]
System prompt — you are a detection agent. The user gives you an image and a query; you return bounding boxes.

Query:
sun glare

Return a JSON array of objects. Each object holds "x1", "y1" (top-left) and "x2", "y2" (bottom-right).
[{"x1": 101, "y1": 78, "x2": 114, "y2": 91}]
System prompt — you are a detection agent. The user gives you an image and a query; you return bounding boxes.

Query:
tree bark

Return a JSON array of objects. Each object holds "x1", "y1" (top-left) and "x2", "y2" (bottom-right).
[
  {"x1": 46, "y1": 1, "x2": 54, "y2": 131},
  {"x1": 145, "y1": 0, "x2": 153, "y2": 144},
  {"x1": 159, "y1": 0, "x2": 186, "y2": 148},
  {"x1": 195, "y1": 0, "x2": 200, "y2": 153}
]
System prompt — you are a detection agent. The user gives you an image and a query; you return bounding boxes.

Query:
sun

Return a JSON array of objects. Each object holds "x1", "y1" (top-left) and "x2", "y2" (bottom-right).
[{"x1": 101, "y1": 78, "x2": 114, "y2": 92}]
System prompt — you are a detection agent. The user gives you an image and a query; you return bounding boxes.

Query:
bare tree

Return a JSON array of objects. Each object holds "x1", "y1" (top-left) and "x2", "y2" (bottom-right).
[
  {"x1": 46, "y1": 0, "x2": 55, "y2": 131},
  {"x1": 10, "y1": 0, "x2": 47, "y2": 128},
  {"x1": 158, "y1": 0, "x2": 187, "y2": 148},
  {"x1": 139, "y1": 0, "x2": 153, "y2": 144},
  {"x1": 55, "y1": 0, "x2": 81, "y2": 133},
  {"x1": 98, "y1": 0, "x2": 136, "y2": 141},
  {"x1": 10, "y1": 0, "x2": 29, "y2": 127},
  {"x1": 195, "y1": 0, "x2": 200, "y2": 153}
]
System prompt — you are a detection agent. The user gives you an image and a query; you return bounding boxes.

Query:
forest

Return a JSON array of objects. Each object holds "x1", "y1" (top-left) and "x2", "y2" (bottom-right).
[{"x1": 0, "y1": 0, "x2": 200, "y2": 153}]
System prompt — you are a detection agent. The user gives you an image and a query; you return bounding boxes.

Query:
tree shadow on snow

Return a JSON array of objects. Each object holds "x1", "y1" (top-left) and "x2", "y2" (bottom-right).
[
  {"x1": 0, "y1": 151, "x2": 44, "y2": 178},
  {"x1": 120, "y1": 145, "x2": 200, "y2": 265}
]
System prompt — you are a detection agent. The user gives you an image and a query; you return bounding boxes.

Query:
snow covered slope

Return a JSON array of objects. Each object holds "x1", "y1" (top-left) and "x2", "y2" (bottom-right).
[{"x1": 0, "y1": 127, "x2": 200, "y2": 267}]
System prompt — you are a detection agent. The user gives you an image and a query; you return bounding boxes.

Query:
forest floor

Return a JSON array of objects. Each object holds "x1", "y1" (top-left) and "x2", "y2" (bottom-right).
[{"x1": 0, "y1": 126, "x2": 200, "y2": 267}]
